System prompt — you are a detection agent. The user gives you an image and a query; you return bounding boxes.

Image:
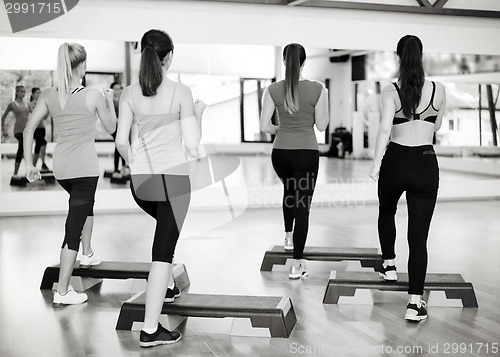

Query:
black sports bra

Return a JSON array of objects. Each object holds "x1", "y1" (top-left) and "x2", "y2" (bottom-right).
[{"x1": 393, "y1": 81, "x2": 439, "y2": 125}]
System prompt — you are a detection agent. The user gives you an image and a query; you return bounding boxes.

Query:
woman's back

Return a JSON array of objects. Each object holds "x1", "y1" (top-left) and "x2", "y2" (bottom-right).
[
  {"x1": 45, "y1": 87, "x2": 99, "y2": 179},
  {"x1": 127, "y1": 79, "x2": 186, "y2": 174},
  {"x1": 268, "y1": 79, "x2": 322, "y2": 150},
  {"x1": 390, "y1": 80, "x2": 445, "y2": 146}
]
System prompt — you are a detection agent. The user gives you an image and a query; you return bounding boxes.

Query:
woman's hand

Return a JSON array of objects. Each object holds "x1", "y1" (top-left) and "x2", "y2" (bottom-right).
[
  {"x1": 25, "y1": 165, "x2": 41, "y2": 183},
  {"x1": 103, "y1": 88, "x2": 114, "y2": 108},
  {"x1": 194, "y1": 99, "x2": 206, "y2": 119},
  {"x1": 369, "y1": 163, "x2": 380, "y2": 181}
]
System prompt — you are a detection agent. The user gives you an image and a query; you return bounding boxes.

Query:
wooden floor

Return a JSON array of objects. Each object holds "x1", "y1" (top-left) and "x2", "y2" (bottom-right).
[{"x1": 0, "y1": 197, "x2": 499, "y2": 356}]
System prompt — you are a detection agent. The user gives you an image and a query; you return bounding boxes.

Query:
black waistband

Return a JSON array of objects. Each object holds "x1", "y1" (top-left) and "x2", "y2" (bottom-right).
[{"x1": 387, "y1": 141, "x2": 434, "y2": 153}]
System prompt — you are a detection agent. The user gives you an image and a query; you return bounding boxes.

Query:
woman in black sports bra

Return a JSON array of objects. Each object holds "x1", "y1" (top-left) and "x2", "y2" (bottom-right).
[{"x1": 369, "y1": 35, "x2": 446, "y2": 322}]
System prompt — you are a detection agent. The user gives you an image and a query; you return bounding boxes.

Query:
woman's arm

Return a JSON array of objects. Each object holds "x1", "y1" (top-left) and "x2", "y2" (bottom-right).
[
  {"x1": 89, "y1": 88, "x2": 117, "y2": 134},
  {"x1": 315, "y1": 85, "x2": 329, "y2": 132},
  {"x1": 1, "y1": 103, "x2": 13, "y2": 133},
  {"x1": 259, "y1": 88, "x2": 278, "y2": 135},
  {"x1": 179, "y1": 85, "x2": 202, "y2": 157},
  {"x1": 193, "y1": 99, "x2": 205, "y2": 136},
  {"x1": 115, "y1": 87, "x2": 133, "y2": 164},
  {"x1": 434, "y1": 82, "x2": 446, "y2": 132},
  {"x1": 369, "y1": 85, "x2": 396, "y2": 180},
  {"x1": 23, "y1": 96, "x2": 49, "y2": 181}
]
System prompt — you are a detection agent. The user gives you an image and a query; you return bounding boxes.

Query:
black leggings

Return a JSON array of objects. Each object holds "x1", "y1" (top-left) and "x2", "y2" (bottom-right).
[
  {"x1": 33, "y1": 127, "x2": 47, "y2": 154},
  {"x1": 272, "y1": 149, "x2": 319, "y2": 259},
  {"x1": 130, "y1": 174, "x2": 191, "y2": 263},
  {"x1": 378, "y1": 142, "x2": 439, "y2": 295},
  {"x1": 14, "y1": 132, "x2": 23, "y2": 163},
  {"x1": 57, "y1": 176, "x2": 99, "y2": 251}
]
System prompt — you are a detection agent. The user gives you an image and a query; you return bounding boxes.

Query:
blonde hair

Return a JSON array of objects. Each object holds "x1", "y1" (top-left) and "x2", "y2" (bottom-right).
[{"x1": 56, "y1": 42, "x2": 87, "y2": 108}]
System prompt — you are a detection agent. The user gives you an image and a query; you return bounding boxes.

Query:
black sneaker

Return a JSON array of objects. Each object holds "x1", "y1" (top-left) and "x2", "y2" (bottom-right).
[
  {"x1": 405, "y1": 301, "x2": 427, "y2": 322},
  {"x1": 379, "y1": 265, "x2": 397, "y2": 281},
  {"x1": 41, "y1": 163, "x2": 51, "y2": 173},
  {"x1": 139, "y1": 323, "x2": 181, "y2": 348},
  {"x1": 165, "y1": 284, "x2": 181, "y2": 303}
]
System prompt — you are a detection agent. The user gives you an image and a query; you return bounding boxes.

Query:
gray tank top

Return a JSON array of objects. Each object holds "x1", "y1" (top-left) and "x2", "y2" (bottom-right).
[
  {"x1": 268, "y1": 80, "x2": 322, "y2": 150},
  {"x1": 129, "y1": 83, "x2": 186, "y2": 175},
  {"x1": 11, "y1": 101, "x2": 30, "y2": 134},
  {"x1": 46, "y1": 87, "x2": 99, "y2": 180}
]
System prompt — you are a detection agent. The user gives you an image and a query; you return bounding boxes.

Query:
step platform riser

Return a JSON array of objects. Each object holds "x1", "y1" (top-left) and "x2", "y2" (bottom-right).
[
  {"x1": 41, "y1": 262, "x2": 189, "y2": 292},
  {"x1": 323, "y1": 271, "x2": 478, "y2": 308},
  {"x1": 116, "y1": 293, "x2": 296, "y2": 338},
  {"x1": 260, "y1": 246, "x2": 383, "y2": 272}
]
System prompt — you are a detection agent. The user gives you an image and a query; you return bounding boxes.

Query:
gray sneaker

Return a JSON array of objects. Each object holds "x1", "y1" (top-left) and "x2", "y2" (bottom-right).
[
  {"x1": 289, "y1": 261, "x2": 308, "y2": 279},
  {"x1": 284, "y1": 237, "x2": 293, "y2": 251}
]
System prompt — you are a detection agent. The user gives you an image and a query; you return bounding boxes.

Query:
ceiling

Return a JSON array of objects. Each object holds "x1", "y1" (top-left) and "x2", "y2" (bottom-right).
[
  {"x1": 189, "y1": 0, "x2": 500, "y2": 18},
  {"x1": 1, "y1": 0, "x2": 500, "y2": 56}
]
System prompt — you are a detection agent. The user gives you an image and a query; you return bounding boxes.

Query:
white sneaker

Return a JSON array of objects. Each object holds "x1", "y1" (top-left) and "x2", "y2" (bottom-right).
[
  {"x1": 121, "y1": 165, "x2": 131, "y2": 177},
  {"x1": 53, "y1": 286, "x2": 88, "y2": 308},
  {"x1": 284, "y1": 237, "x2": 293, "y2": 251},
  {"x1": 289, "y1": 260, "x2": 308, "y2": 279},
  {"x1": 80, "y1": 252, "x2": 102, "y2": 269}
]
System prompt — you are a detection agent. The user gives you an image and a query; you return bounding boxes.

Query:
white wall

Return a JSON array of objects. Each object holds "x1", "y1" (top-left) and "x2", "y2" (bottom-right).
[
  {"x1": 0, "y1": 37, "x2": 125, "y2": 72},
  {"x1": 129, "y1": 43, "x2": 275, "y2": 81}
]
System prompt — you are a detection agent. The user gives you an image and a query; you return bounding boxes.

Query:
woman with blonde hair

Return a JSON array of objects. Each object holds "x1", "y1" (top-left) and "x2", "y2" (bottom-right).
[
  {"x1": 1, "y1": 85, "x2": 29, "y2": 176},
  {"x1": 24, "y1": 42, "x2": 116, "y2": 307}
]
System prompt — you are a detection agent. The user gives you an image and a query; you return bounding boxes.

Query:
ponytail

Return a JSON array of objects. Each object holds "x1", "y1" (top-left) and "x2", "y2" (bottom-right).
[
  {"x1": 397, "y1": 35, "x2": 424, "y2": 119},
  {"x1": 55, "y1": 42, "x2": 86, "y2": 109},
  {"x1": 283, "y1": 43, "x2": 306, "y2": 114},
  {"x1": 139, "y1": 46, "x2": 164, "y2": 96},
  {"x1": 139, "y1": 29, "x2": 174, "y2": 97}
]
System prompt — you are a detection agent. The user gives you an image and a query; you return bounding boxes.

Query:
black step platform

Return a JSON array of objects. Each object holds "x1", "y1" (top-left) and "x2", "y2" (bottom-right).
[
  {"x1": 323, "y1": 271, "x2": 478, "y2": 307},
  {"x1": 260, "y1": 246, "x2": 383, "y2": 272},
  {"x1": 104, "y1": 170, "x2": 130, "y2": 183},
  {"x1": 110, "y1": 175, "x2": 130, "y2": 184},
  {"x1": 10, "y1": 175, "x2": 28, "y2": 186},
  {"x1": 40, "y1": 261, "x2": 188, "y2": 290},
  {"x1": 40, "y1": 171, "x2": 55, "y2": 183},
  {"x1": 116, "y1": 292, "x2": 296, "y2": 337}
]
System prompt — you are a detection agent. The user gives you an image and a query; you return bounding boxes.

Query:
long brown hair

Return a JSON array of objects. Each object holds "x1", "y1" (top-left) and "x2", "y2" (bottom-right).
[
  {"x1": 283, "y1": 43, "x2": 306, "y2": 114},
  {"x1": 396, "y1": 35, "x2": 424, "y2": 119},
  {"x1": 139, "y1": 29, "x2": 174, "y2": 97}
]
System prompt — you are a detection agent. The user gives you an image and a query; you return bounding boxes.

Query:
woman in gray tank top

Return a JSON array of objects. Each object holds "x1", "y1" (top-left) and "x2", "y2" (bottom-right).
[
  {"x1": 1, "y1": 85, "x2": 29, "y2": 176},
  {"x1": 115, "y1": 29, "x2": 204, "y2": 348},
  {"x1": 260, "y1": 43, "x2": 329, "y2": 279},
  {"x1": 23, "y1": 42, "x2": 117, "y2": 308}
]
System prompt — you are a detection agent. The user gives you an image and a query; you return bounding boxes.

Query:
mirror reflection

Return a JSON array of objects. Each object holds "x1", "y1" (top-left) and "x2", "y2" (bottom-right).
[{"x1": 1, "y1": 37, "x2": 499, "y2": 194}]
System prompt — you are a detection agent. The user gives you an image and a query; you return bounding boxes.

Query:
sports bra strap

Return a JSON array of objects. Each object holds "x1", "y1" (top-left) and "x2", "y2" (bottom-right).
[
  {"x1": 393, "y1": 82, "x2": 401, "y2": 99},
  {"x1": 429, "y1": 81, "x2": 436, "y2": 107}
]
